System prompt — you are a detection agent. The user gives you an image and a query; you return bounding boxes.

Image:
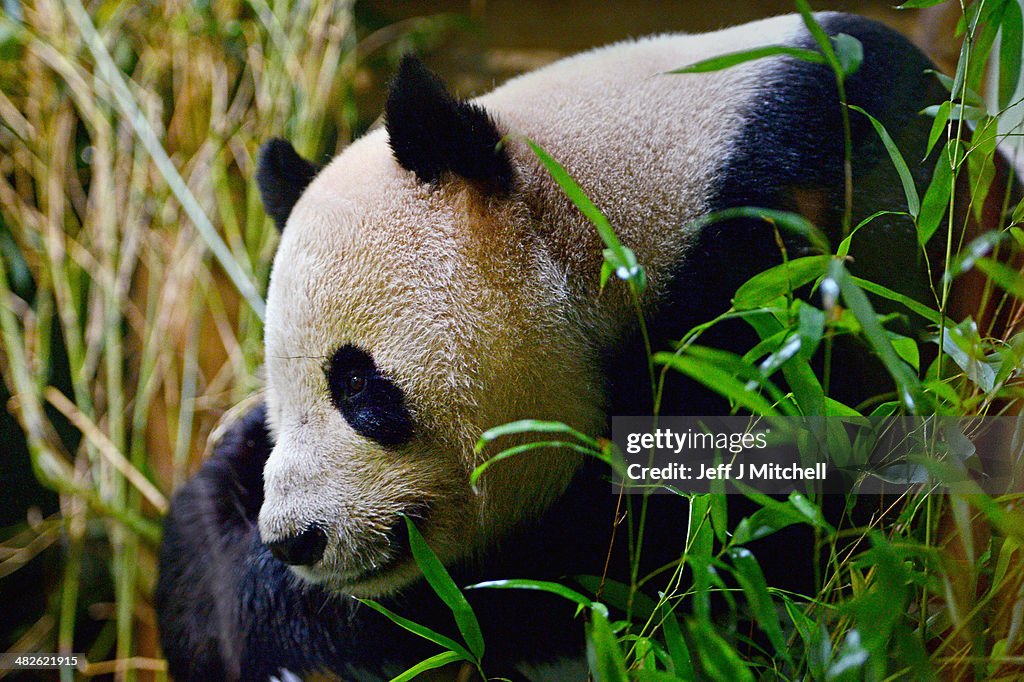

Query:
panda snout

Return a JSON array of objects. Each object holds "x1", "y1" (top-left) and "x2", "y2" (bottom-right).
[{"x1": 266, "y1": 525, "x2": 328, "y2": 566}]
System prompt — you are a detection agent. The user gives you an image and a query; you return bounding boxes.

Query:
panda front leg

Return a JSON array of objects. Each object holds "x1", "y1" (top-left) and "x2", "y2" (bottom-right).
[{"x1": 155, "y1": 405, "x2": 445, "y2": 681}]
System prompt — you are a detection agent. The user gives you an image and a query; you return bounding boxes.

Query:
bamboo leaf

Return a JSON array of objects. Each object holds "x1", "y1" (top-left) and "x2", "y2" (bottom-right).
[
  {"x1": 924, "y1": 69, "x2": 985, "y2": 106},
  {"x1": 924, "y1": 100, "x2": 951, "y2": 160},
  {"x1": 833, "y1": 33, "x2": 863, "y2": 77},
  {"x1": 969, "y1": 117, "x2": 999, "y2": 221},
  {"x1": 918, "y1": 141, "x2": 955, "y2": 246},
  {"x1": 659, "y1": 603, "x2": 696, "y2": 680},
  {"x1": 587, "y1": 609, "x2": 629, "y2": 682},
  {"x1": 687, "y1": 619, "x2": 755, "y2": 682},
  {"x1": 977, "y1": 257, "x2": 1024, "y2": 299},
  {"x1": 690, "y1": 207, "x2": 830, "y2": 254},
  {"x1": 405, "y1": 517, "x2": 485, "y2": 660},
  {"x1": 849, "y1": 105, "x2": 920, "y2": 217},
  {"x1": 847, "y1": 277, "x2": 941, "y2": 325},
  {"x1": 896, "y1": 0, "x2": 951, "y2": 8},
  {"x1": 655, "y1": 353, "x2": 781, "y2": 415},
  {"x1": 667, "y1": 45, "x2": 825, "y2": 73},
  {"x1": 728, "y1": 548, "x2": 791, "y2": 664},
  {"x1": 795, "y1": 0, "x2": 841, "y2": 75},
  {"x1": 733, "y1": 255, "x2": 832, "y2": 309},
  {"x1": 466, "y1": 578, "x2": 607, "y2": 617},
  {"x1": 831, "y1": 261, "x2": 923, "y2": 412},
  {"x1": 475, "y1": 419, "x2": 600, "y2": 451},
  {"x1": 389, "y1": 651, "x2": 467, "y2": 682},
  {"x1": 526, "y1": 140, "x2": 625, "y2": 259},
  {"x1": 358, "y1": 599, "x2": 474, "y2": 662},
  {"x1": 1000, "y1": 0, "x2": 1023, "y2": 110}
]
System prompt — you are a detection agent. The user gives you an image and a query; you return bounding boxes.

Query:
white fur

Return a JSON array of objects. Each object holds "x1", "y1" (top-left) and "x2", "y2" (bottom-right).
[{"x1": 259, "y1": 15, "x2": 806, "y2": 596}]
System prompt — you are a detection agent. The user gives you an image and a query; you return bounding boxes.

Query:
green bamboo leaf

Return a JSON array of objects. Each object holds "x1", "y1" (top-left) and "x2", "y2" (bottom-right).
[
  {"x1": 709, "y1": 489, "x2": 729, "y2": 545},
  {"x1": 743, "y1": 327, "x2": 790, "y2": 367},
  {"x1": 527, "y1": 139, "x2": 646, "y2": 292},
  {"x1": 833, "y1": 33, "x2": 863, "y2": 77},
  {"x1": 977, "y1": 257, "x2": 1024, "y2": 299},
  {"x1": 575, "y1": 575, "x2": 655, "y2": 619},
  {"x1": 969, "y1": 117, "x2": 999, "y2": 221},
  {"x1": 849, "y1": 105, "x2": 920, "y2": 217},
  {"x1": 667, "y1": 45, "x2": 825, "y2": 73},
  {"x1": 831, "y1": 261, "x2": 923, "y2": 412},
  {"x1": 471, "y1": 440, "x2": 611, "y2": 491},
  {"x1": 475, "y1": 419, "x2": 601, "y2": 452},
  {"x1": 781, "y1": 596, "x2": 827, "y2": 678},
  {"x1": 733, "y1": 255, "x2": 831, "y2": 309},
  {"x1": 896, "y1": 0, "x2": 951, "y2": 7},
  {"x1": 665, "y1": 344, "x2": 794, "y2": 411},
  {"x1": 1000, "y1": 0, "x2": 1023, "y2": 110},
  {"x1": 889, "y1": 333, "x2": 921, "y2": 372},
  {"x1": 797, "y1": 302, "x2": 825, "y2": 360},
  {"x1": 732, "y1": 504, "x2": 807, "y2": 545},
  {"x1": 1012, "y1": 200, "x2": 1024, "y2": 226},
  {"x1": 924, "y1": 100, "x2": 951, "y2": 160},
  {"x1": 389, "y1": 651, "x2": 467, "y2": 682},
  {"x1": 922, "y1": 102, "x2": 987, "y2": 121},
  {"x1": 847, "y1": 276, "x2": 941, "y2": 324},
  {"x1": 405, "y1": 518, "x2": 485, "y2": 660},
  {"x1": 634, "y1": 671, "x2": 688, "y2": 682},
  {"x1": 838, "y1": 210, "x2": 910, "y2": 258},
  {"x1": 728, "y1": 548, "x2": 791, "y2": 664},
  {"x1": 918, "y1": 141, "x2": 955, "y2": 246},
  {"x1": 951, "y1": 22, "x2": 970, "y2": 100},
  {"x1": 654, "y1": 353, "x2": 780, "y2": 415},
  {"x1": 358, "y1": 599, "x2": 475, "y2": 662},
  {"x1": 789, "y1": 491, "x2": 834, "y2": 532},
  {"x1": 966, "y1": 0, "x2": 1005, "y2": 91},
  {"x1": 525, "y1": 139, "x2": 628, "y2": 264},
  {"x1": 690, "y1": 206, "x2": 830, "y2": 254},
  {"x1": 687, "y1": 619, "x2": 755, "y2": 682},
  {"x1": 587, "y1": 609, "x2": 629, "y2": 682},
  {"x1": 924, "y1": 69, "x2": 985, "y2": 106},
  {"x1": 683, "y1": 496, "x2": 713, "y2": 621},
  {"x1": 466, "y1": 578, "x2": 607, "y2": 617},
  {"x1": 795, "y1": 0, "x2": 841, "y2": 75},
  {"x1": 658, "y1": 603, "x2": 696, "y2": 680},
  {"x1": 946, "y1": 231, "x2": 1008, "y2": 280}
]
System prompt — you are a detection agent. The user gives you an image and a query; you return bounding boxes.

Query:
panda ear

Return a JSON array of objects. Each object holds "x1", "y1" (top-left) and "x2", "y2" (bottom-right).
[
  {"x1": 256, "y1": 139, "x2": 320, "y2": 232},
  {"x1": 386, "y1": 55, "x2": 514, "y2": 193}
]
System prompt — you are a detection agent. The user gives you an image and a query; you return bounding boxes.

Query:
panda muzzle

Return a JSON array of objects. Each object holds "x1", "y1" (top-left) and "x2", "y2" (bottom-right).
[{"x1": 266, "y1": 525, "x2": 328, "y2": 566}]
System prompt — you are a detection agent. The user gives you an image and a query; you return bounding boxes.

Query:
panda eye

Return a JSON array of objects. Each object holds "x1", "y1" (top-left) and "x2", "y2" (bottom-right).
[
  {"x1": 346, "y1": 374, "x2": 367, "y2": 398},
  {"x1": 326, "y1": 344, "x2": 414, "y2": 447}
]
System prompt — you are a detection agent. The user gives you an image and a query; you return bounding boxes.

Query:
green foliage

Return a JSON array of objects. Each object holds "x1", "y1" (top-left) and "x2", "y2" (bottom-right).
[
  {"x1": 360, "y1": 518, "x2": 486, "y2": 679},
  {"x1": 433, "y1": 2, "x2": 1024, "y2": 681}
]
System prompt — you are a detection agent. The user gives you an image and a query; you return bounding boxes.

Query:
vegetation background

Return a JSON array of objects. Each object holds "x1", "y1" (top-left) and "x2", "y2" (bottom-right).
[{"x1": 0, "y1": 0, "x2": 1021, "y2": 680}]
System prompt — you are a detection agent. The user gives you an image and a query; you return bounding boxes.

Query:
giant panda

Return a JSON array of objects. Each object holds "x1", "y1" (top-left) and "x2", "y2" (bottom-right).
[{"x1": 156, "y1": 12, "x2": 995, "y2": 681}]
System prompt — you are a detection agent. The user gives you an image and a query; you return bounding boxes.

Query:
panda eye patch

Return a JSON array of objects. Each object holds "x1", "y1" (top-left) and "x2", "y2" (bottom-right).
[{"x1": 326, "y1": 345, "x2": 414, "y2": 447}]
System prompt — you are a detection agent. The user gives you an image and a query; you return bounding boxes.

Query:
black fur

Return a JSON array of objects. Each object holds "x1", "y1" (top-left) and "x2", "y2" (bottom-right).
[
  {"x1": 327, "y1": 344, "x2": 415, "y2": 447},
  {"x1": 256, "y1": 138, "x2": 320, "y2": 232},
  {"x1": 386, "y1": 55, "x2": 514, "y2": 192}
]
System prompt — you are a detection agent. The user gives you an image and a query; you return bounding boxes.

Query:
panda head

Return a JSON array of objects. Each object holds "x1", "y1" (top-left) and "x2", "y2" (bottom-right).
[{"x1": 256, "y1": 57, "x2": 606, "y2": 597}]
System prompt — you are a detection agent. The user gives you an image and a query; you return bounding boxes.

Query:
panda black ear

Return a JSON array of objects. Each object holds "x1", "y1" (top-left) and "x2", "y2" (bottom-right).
[
  {"x1": 386, "y1": 55, "x2": 514, "y2": 193},
  {"x1": 256, "y1": 138, "x2": 320, "y2": 232}
]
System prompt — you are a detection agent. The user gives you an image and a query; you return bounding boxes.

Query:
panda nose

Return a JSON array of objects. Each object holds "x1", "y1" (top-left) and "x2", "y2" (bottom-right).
[{"x1": 266, "y1": 526, "x2": 327, "y2": 566}]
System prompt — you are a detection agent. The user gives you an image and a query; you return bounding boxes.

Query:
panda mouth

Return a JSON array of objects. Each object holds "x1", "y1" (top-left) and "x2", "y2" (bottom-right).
[{"x1": 340, "y1": 505, "x2": 431, "y2": 584}]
